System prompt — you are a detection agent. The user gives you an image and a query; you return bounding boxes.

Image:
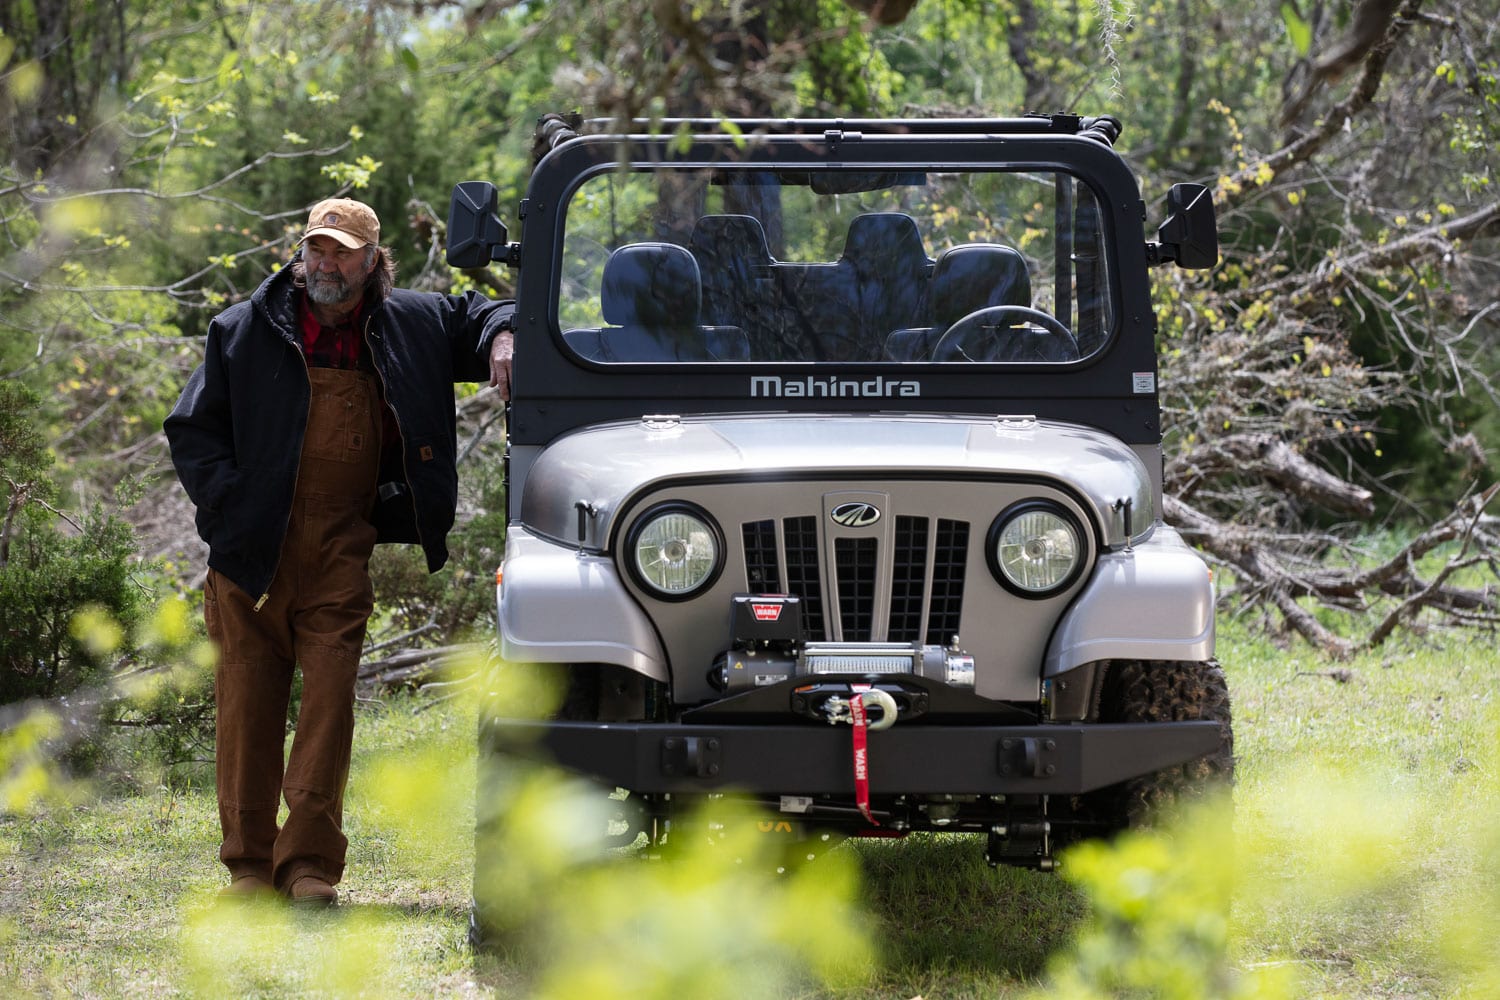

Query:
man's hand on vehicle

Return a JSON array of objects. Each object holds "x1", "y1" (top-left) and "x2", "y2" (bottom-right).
[{"x1": 489, "y1": 330, "x2": 514, "y2": 401}]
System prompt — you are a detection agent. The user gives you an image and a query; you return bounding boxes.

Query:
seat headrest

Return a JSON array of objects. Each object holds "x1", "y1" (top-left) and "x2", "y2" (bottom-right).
[
  {"x1": 841, "y1": 213, "x2": 927, "y2": 273},
  {"x1": 931, "y1": 244, "x2": 1032, "y2": 326},
  {"x1": 601, "y1": 243, "x2": 702, "y2": 327},
  {"x1": 689, "y1": 214, "x2": 773, "y2": 264}
]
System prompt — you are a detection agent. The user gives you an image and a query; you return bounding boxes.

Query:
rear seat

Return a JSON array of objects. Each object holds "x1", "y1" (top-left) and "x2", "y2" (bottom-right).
[
  {"x1": 692, "y1": 211, "x2": 932, "y2": 361},
  {"x1": 689, "y1": 215, "x2": 780, "y2": 359}
]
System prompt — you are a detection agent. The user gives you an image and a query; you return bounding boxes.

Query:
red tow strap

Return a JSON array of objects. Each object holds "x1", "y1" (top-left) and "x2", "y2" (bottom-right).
[{"x1": 850, "y1": 691, "x2": 879, "y2": 826}]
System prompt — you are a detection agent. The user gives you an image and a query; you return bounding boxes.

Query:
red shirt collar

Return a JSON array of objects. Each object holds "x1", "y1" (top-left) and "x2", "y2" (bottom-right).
[{"x1": 298, "y1": 290, "x2": 365, "y2": 369}]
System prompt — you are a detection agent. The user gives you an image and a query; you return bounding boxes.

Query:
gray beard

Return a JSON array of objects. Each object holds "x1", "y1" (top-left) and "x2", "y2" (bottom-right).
[{"x1": 306, "y1": 271, "x2": 355, "y2": 306}]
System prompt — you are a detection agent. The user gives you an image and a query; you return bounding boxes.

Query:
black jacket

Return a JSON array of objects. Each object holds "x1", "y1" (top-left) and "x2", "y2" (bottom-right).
[{"x1": 164, "y1": 263, "x2": 514, "y2": 601}]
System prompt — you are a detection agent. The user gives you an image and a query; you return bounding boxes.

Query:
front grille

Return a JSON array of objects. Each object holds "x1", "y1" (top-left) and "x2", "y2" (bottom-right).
[{"x1": 743, "y1": 514, "x2": 969, "y2": 643}]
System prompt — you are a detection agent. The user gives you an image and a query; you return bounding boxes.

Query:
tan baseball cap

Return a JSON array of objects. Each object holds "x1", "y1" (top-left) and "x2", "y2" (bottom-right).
[{"x1": 303, "y1": 197, "x2": 380, "y2": 248}]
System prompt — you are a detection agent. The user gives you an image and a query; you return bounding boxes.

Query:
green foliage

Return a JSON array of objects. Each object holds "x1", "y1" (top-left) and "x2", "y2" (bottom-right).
[
  {"x1": 370, "y1": 448, "x2": 508, "y2": 640},
  {"x1": 0, "y1": 707, "x2": 75, "y2": 815},
  {"x1": 7, "y1": 627, "x2": 1500, "y2": 997},
  {"x1": 90, "y1": 596, "x2": 218, "y2": 791},
  {"x1": 473, "y1": 771, "x2": 874, "y2": 997},
  {"x1": 0, "y1": 505, "x2": 142, "y2": 704},
  {"x1": 1, "y1": 372, "x2": 141, "y2": 706},
  {"x1": 3, "y1": 0, "x2": 1484, "y2": 645},
  {"x1": 1033, "y1": 799, "x2": 1294, "y2": 1000},
  {"x1": 1280, "y1": 3, "x2": 1313, "y2": 57},
  {"x1": 778, "y1": 0, "x2": 904, "y2": 114},
  {"x1": 0, "y1": 381, "x2": 49, "y2": 488}
]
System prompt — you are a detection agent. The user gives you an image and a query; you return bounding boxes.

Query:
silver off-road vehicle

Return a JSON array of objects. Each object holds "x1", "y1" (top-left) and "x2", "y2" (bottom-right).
[{"x1": 449, "y1": 112, "x2": 1231, "y2": 917}]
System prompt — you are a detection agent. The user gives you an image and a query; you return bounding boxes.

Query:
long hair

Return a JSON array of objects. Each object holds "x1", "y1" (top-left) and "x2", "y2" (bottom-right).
[{"x1": 291, "y1": 244, "x2": 398, "y2": 302}]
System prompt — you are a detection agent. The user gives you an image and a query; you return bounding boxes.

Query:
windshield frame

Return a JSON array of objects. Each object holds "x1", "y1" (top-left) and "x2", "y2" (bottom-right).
[{"x1": 507, "y1": 125, "x2": 1161, "y2": 447}]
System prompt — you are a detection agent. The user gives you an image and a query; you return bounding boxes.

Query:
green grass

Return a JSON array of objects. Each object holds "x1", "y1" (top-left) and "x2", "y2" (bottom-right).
[
  {"x1": 845, "y1": 837, "x2": 1083, "y2": 998},
  {"x1": 2, "y1": 621, "x2": 1497, "y2": 997},
  {"x1": 1220, "y1": 622, "x2": 1499, "y2": 999}
]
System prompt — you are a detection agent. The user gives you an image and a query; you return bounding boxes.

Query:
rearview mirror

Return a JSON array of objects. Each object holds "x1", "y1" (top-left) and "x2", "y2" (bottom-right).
[
  {"x1": 1151, "y1": 182, "x2": 1217, "y2": 270},
  {"x1": 447, "y1": 181, "x2": 509, "y2": 269}
]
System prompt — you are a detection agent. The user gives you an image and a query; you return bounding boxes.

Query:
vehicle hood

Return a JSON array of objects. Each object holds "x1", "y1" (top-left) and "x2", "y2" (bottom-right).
[{"x1": 518, "y1": 413, "x2": 1154, "y2": 550}]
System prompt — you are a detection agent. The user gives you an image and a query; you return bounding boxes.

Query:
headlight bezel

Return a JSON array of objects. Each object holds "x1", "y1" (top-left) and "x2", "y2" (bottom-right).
[
  {"x1": 985, "y1": 500, "x2": 1088, "y2": 598},
  {"x1": 624, "y1": 501, "x2": 726, "y2": 601}
]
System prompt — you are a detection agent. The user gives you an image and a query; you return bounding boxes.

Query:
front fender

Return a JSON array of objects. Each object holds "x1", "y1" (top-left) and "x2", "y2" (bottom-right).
[
  {"x1": 498, "y1": 525, "x2": 668, "y2": 681},
  {"x1": 1044, "y1": 524, "x2": 1214, "y2": 675}
]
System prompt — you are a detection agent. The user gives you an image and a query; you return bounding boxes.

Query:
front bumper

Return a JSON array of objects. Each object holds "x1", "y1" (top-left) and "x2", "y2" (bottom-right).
[{"x1": 481, "y1": 719, "x2": 1224, "y2": 796}]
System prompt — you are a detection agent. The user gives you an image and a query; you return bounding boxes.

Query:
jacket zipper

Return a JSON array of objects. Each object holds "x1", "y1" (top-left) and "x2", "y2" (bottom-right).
[{"x1": 255, "y1": 349, "x2": 311, "y2": 611}]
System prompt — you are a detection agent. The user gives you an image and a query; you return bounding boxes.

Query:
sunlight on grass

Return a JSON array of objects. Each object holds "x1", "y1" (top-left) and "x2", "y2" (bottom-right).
[
  {"x1": 173, "y1": 659, "x2": 874, "y2": 998},
  {"x1": 1024, "y1": 663, "x2": 1500, "y2": 1000},
  {"x1": 1430, "y1": 699, "x2": 1500, "y2": 996},
  {"x1": 182, "y1": 898, "x2": 411, "y2": 998},
  {"x1": 528, "y1": 802, "x2": 872, "y2": 999},
  {"x1": 356, "y1": 739, "x2": 474, "y2": 879},
  {"x1": 1027, "y1": 793, "x2": 1296, "y2": 1000},
  {"x1": 11, "y1": 610, "x2": 1500, "y2": 998}
]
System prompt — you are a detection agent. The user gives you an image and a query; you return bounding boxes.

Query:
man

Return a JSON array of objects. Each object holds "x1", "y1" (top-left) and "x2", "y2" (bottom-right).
[{"x1": 165, "y1": 196, "x2": 514, "y2": 906}]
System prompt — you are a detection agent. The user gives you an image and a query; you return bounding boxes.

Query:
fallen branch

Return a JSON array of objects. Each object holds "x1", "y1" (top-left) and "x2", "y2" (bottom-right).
[
  {"x1": 1364, "y1": 484, "x2": 1499, "y2": 646},
  {"x1": 1196, "y1": 434, "x2": 1376, "y2": 517},
  {"x1": 1165, "y1": 487, "x2": 1498, "y2": 656},
  {"x1": 362, "y1": 621, "x2": 440, "y2": 657},
  {"x1": 357, "y1": 643, "x2": 484, "y2": 692}
]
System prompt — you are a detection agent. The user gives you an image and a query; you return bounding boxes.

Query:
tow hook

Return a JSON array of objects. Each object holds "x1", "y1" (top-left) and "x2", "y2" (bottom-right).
[{"x1": 821, "y1": 689, "x2": 899, "y2": 731}]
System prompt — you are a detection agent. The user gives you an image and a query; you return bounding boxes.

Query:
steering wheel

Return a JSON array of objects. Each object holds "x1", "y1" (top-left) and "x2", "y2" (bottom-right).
[{"x1": 931, "y1": 305, "x2": 1079, "y2": 362}]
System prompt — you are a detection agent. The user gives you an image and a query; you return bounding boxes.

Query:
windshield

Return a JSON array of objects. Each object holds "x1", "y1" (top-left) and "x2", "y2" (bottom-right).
[{"x1": 557, "y1": 165, "x2": 1114, "y2": 365}]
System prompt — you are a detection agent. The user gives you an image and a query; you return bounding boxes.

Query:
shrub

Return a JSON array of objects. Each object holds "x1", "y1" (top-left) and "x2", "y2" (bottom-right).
[{"x1": 1, "y1": 383, "x2": 143, "y2": 704}]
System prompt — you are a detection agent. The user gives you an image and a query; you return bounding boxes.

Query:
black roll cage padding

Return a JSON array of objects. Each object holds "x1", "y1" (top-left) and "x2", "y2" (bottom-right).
[
  {"x1": 558, "y1": 112, "x2": 1123, "y2": 145},
  {"x1": 533, "y1": 111, "x2": 584, "y2": 165}
]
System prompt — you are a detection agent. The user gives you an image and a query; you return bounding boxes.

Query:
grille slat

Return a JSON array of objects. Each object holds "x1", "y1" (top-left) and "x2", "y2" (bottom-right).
[
  {"x1": 742, "y1": 519, "x2": 780, "y2": 592},
  {"x1": 927, "y1": 518, "x2": 969, "y2": 645},
  {"x1": 889, "y1": 516, "x2": 928, "y2": 642},
  {"x1": 744, "y1": 513, "x2": 967, "y2": 644},
  {"x1": 782, "y1": 516, "x2": 825, "y2": 639},
  {"x1": 834, "y1": 537, "x2": 877, "y2": 639}
]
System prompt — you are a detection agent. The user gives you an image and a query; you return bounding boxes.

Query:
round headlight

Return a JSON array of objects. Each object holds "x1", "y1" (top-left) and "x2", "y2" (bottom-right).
[
  {"x1": 987, "y1": 502, "x2": 1086, "y2": 597},
  {"x1": 627, "y1": 503, "x2": 723, "y2": 599}
]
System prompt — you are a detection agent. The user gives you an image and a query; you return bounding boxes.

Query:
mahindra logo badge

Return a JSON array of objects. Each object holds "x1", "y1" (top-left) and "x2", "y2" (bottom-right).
[
  {"x1": 751, "y1": 603, "x2": 784, "y2": 622},
  {"x1": 830, "y1": 502, "x2": 881, "y2": 528}
]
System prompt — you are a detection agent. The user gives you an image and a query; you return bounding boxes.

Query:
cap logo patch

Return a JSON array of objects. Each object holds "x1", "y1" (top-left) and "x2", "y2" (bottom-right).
[{"x1": 324, "y1": 213, "x2": 340, "y2": 225}]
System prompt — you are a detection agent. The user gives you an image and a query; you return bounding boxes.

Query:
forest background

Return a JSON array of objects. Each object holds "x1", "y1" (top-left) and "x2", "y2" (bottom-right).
[
  {"x1": 0, "y1": 0, "x2": 1498, "y2": 996},
  {"x1": 3, "y1": 0, "x2": 1498, "y2": 698}
]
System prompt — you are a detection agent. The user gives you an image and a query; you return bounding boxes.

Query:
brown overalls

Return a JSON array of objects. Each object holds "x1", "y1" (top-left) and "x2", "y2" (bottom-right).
[{"x1": 205, "y1": 366, "x2": 383, "y2": 891}]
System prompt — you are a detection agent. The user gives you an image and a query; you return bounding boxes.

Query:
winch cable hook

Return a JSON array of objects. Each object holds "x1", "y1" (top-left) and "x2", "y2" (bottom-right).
[{"x1": 855, "y1": 687, "x2": 899, "y2": 731}]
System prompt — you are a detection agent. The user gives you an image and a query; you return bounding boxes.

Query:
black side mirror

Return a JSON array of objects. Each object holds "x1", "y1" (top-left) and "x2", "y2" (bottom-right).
[
  {"x1": 1150, "y1": 182, "x2": 1218, "y2": 270},
  {"x1": 447, "y1": 181, "x2": 510, "y2": 269}
]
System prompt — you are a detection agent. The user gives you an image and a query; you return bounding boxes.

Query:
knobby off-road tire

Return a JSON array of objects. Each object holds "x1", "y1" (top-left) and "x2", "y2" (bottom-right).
[{"x1": 1093, "y1": 659, "x2": 1235, "y2": 829}]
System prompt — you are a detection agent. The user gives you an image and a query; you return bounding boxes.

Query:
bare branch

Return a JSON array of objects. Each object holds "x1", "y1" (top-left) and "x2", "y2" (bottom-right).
[{"x1": 1226, "y1": 0, "x2": 1425, "y2": 209}]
